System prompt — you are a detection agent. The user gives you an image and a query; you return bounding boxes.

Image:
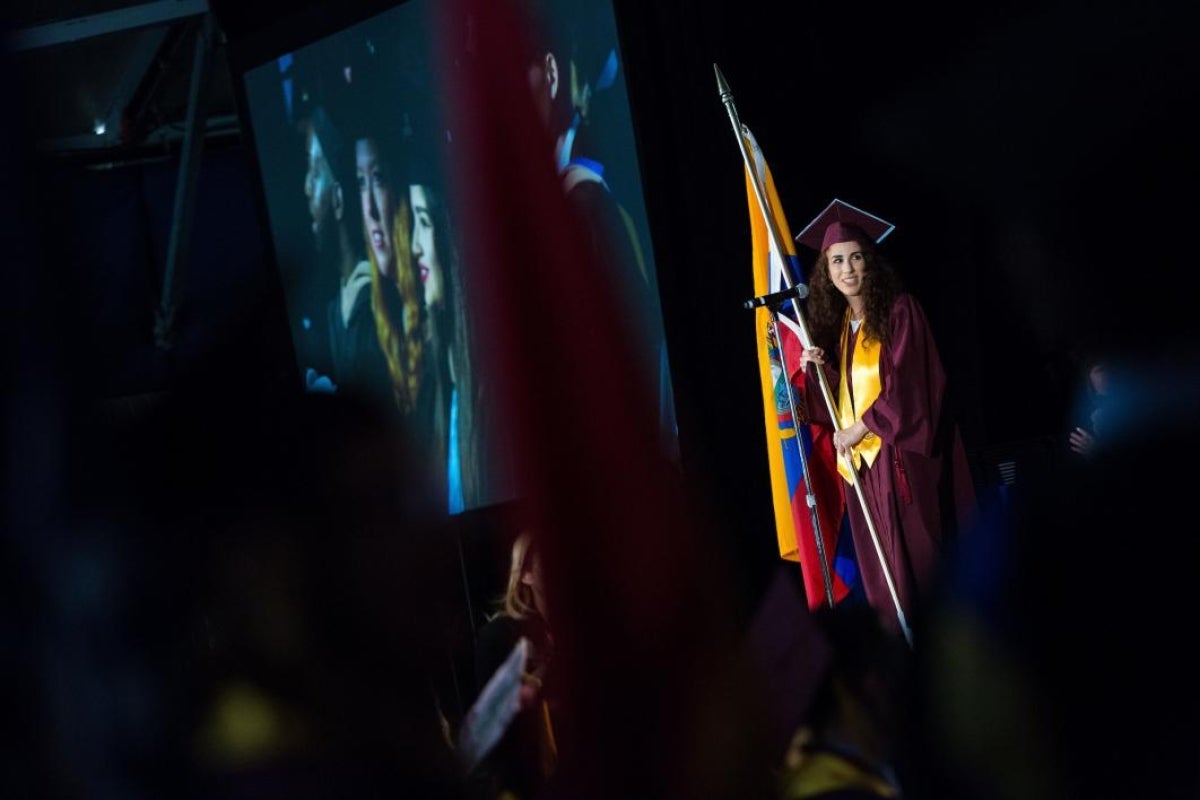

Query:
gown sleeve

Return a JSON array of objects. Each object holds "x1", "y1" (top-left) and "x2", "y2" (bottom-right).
[{"x1": 860, "y1": 293, "x2": 948, "y2": 458}]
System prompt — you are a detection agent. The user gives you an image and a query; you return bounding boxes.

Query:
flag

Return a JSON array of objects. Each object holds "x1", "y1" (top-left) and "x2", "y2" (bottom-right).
[{"x1": 742, "y1": 126, "x2": 852, "y2": 609}]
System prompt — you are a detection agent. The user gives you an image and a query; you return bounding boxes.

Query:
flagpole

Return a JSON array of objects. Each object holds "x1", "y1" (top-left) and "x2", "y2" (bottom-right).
[{"x1": 716, "y1": 64, "x2": 913, "y2": 646}]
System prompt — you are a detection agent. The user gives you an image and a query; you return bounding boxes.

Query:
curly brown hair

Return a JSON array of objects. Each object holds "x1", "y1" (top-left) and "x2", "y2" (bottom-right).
[
  {"x1": 369, "y1": 196, "x2": 427, "y2": 415},
  {"x1": 805, "y1": 238, "x2": 902, "y2": 352}
]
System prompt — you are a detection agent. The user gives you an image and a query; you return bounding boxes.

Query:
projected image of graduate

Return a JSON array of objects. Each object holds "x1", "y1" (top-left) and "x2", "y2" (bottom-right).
[
  {"x1": 240, "y1": 0, "x2": 677, "y2": 514},
  {"x1": 516, "y1": 0, "x2": 678, "y2": 459}
]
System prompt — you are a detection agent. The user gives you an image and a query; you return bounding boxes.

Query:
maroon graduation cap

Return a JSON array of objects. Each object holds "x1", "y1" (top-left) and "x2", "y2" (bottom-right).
[
  {"x1": 794, "y1": 198, "x2": 896, "y2": 253},
  {"x1": 742, "y1": 564, "x2": 831, "y2": 764}
]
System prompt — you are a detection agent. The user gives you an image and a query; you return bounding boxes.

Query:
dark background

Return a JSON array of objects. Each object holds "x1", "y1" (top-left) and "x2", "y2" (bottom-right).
[{"x1": 6, "y1": 0, "x2": 1196, "y2": 629}]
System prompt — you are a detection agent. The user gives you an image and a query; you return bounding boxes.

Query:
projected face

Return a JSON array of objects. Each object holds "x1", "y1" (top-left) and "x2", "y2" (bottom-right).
[
  {"x1": 303, "y1": 124, "x2": 337, "y2": 241},
  {"x1": 356, "y1": 138, "x2": 397, "y2": 276},
  {"x1": 526, "y1": 52, "x2": 556, "y2": 129},
  {"x1": 409, "y1": 184, "x2": 443, "y2": 308},
  {"x1": 826, "y1": 241, "x2": 868, "y2": 299},
  {"x1": 526, "y1": 51, "x2": 573, "y2": 169}
]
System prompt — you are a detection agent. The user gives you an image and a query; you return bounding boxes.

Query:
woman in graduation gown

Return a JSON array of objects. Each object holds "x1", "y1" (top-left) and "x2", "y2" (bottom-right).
[{"x1": 785, "y1": 201, "x2": 977, "y2": 635}]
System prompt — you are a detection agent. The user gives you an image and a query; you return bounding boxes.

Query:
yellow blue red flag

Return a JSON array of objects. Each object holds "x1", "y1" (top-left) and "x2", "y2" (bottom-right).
[{"x1": 742, "y1": 126, "x2": 852, "y2": 609}]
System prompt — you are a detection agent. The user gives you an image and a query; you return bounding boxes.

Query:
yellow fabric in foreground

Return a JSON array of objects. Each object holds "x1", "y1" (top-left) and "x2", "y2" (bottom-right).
[
  {"x1": 539, "y1": 699, "x2": 558, "y2": 773},
  {"x1": 837, "y1": 316, "x2": 882, "y2": 483},
  {"x1": 781, "y1": 750, "x2": 899, "y2": 798}
]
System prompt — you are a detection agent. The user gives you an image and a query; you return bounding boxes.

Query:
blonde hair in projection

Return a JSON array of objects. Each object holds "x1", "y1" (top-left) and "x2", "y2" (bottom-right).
[{"x1": 368, "y1": 195, "x2": 425, "y2": 415}]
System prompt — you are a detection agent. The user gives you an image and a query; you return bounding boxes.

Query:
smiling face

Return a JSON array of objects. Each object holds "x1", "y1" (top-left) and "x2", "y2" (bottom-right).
[
  {"x1": 826, "y1": 240, "x2": 868, "y2": 301},
  {"x1": 409, "y1": 184, "x2": 443, "y2": 308},
  {"x1": 356, "y1": 138, "x2": 396, "y2": 276}
]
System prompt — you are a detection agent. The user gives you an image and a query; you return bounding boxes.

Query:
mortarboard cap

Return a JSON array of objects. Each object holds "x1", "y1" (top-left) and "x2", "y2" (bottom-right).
[
  {"x1": 290, "y1": 44, "x2": 357, "y2": 191},
  {"x1": 742, "y1": 564, "x2": 831, "y2": 764},
  {"x1": 794, "y1": 198, "x2": 896, "y2": 253}
]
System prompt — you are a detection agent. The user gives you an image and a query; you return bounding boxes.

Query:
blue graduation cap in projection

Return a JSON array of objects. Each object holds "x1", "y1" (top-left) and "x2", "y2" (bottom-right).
[{"x1": 794, "y1": 198, "x2": 895, "y2": 253}]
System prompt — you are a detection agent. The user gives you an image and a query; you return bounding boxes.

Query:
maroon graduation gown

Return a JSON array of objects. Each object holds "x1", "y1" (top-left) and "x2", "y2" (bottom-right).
[{"x1": 792, "y1": 293, "x2": 977, "y2": 632}]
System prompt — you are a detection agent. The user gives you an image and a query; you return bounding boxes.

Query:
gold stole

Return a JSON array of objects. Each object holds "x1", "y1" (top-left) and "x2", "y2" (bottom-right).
[
  {"x1": 837, "y1": 313, "x2": 883, "y2": 482},
  {"x1": 538, "y1": 699, "x2": 558, "y2": 776}
]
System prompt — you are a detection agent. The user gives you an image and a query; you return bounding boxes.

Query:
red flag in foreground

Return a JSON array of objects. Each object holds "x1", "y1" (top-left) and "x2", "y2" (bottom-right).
[{"x1": 432, "y1": 0, "x2": 775, "y2": 795}]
